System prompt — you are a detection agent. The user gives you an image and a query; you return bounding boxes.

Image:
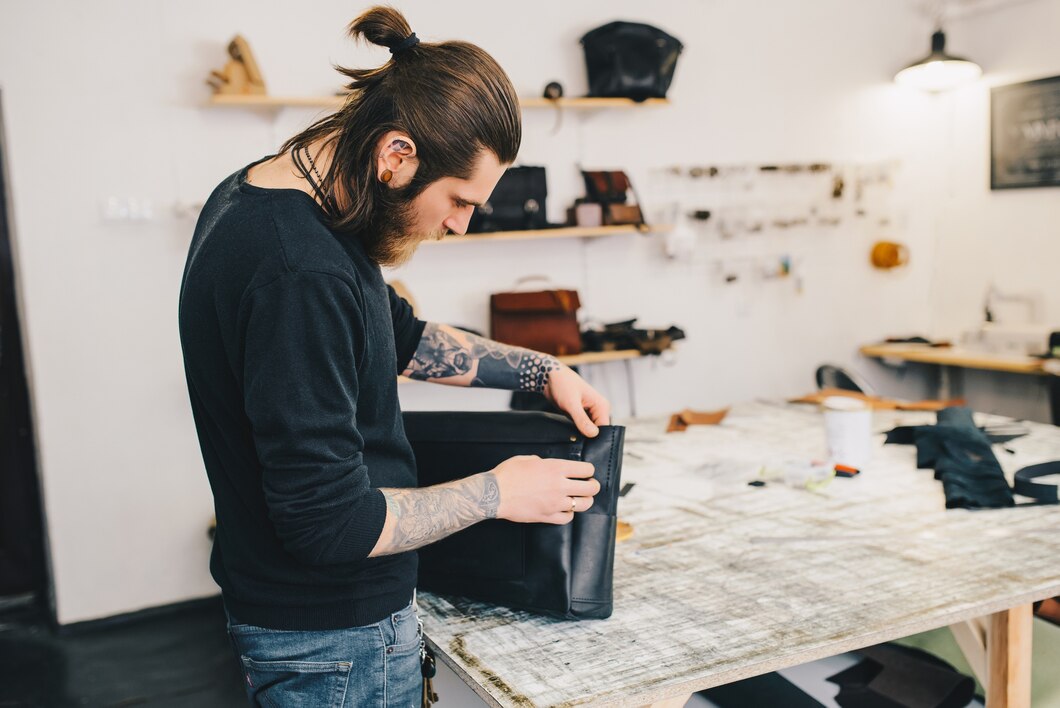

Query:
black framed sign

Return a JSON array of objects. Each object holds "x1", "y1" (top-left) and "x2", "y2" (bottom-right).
[{"x1": 991, "y1": 75, "x2": 1060, "y2": 189}]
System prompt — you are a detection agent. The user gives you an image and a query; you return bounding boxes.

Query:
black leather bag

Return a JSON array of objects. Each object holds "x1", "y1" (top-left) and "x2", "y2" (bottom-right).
[
  {"x1": 580, "y1": 21, "x2": 683, "y2": 101},
  {"x1": 467, "y1": 166, "x2": 548, "y2": 233},
  {"x1": 405, "y1": 411, "x2": 625, "y2": 620}
]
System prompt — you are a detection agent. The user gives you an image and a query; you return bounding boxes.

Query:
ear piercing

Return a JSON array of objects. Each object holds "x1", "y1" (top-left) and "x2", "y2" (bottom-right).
[{"x1": 380, "y1": 140, "x2": 410, "y2": 182}]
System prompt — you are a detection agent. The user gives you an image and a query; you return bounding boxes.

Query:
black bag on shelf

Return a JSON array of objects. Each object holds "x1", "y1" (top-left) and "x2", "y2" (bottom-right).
[
  {"x1": 467, "y1": 165, "x2": 549, "y2": 233},
  {"x1": 580, "y1": 21, "x2": 683, "y2": 101},
  {"x1": 406, "y1": 411, "x2": 625, "y2": 620}
]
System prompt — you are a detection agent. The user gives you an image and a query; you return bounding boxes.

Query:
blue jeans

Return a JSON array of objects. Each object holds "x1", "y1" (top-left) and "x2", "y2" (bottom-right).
[{"x1": 224, "y1": 600, "x2": 423, "y2": 707}]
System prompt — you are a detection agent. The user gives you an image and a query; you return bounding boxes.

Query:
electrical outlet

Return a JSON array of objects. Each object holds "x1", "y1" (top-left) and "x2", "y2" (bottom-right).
[{"x1": 101, "y1": 196, "x2": 156, "y2": 222}]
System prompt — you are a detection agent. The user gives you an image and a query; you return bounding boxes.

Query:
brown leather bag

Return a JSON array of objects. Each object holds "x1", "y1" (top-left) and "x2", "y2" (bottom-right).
[
  {"x1": 581, "y1": 170, "x2": 645, "y2": 226},
  {"x1": 490, "y1": 289, "x2": 582, "y2": 356}
]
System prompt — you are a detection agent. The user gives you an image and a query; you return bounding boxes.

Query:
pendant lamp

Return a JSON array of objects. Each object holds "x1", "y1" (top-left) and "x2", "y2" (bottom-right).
[{"x1": 895, "y1": 29, "x2": 982, "y2": 92}]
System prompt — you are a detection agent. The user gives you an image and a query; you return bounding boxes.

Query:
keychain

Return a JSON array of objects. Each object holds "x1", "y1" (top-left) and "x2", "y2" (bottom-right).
[{"x1": 419, "y1": 617, "x2": 438, "y2": 707}]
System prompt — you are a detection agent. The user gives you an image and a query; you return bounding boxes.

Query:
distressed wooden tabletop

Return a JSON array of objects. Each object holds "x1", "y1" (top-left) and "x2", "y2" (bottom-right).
[{"x1": 417, "y1": 401, "x2": 1060, "y2": 707}]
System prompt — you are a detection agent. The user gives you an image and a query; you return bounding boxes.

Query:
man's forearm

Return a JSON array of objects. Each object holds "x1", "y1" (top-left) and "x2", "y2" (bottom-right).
[
  {"x1": 402, "y1": 322, "x2": 560, "y2": 391},
  {"x1": 369, "y1": 472, "x2": 500, "y2": 557}
]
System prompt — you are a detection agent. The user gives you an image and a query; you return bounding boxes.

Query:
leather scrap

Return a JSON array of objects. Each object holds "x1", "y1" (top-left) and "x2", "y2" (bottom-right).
[{"x1": 667, "y1": 407, "x2": 729, "y2": 432}]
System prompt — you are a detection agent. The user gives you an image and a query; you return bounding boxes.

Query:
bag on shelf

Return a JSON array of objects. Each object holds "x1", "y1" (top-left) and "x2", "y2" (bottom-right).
[
  {"x1": 579, "y1": 170, "x2": 646, "y2": 227},
  {"x1": 581, "y1": 318, "x2": 686, "y2": 355},
  {"x1": 467, "y1": 165, "x2": 549, "y2": 233},
  {"x1": 580, "y1": 21, "x2": 683, "y2": 101},
  {"x1": 408, "y1": 410, "x2": 625, "y2": 620},
  {"x1": 490, "y1": 277, "x2": 582, "y2": 356}
]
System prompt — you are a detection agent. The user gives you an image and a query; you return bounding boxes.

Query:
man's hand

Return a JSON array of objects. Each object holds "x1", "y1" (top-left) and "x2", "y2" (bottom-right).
[
  {"x1": 371, "y1": 455, "x2": 601, "y2": 556},
  {"x1": 493, "y1": 455, "x2": 600, "y2": 524},
  {"x1": 403, "y1": 323, "x2": 612, "y2": 435},
  {"x1": 543, "y1": 364, "x2": 611, "y2": 438}
]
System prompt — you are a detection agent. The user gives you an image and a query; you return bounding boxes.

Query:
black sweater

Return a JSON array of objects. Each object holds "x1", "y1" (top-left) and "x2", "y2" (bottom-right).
[{"x1": 178, "y1": 158, "x2": 426, "y2": 630}]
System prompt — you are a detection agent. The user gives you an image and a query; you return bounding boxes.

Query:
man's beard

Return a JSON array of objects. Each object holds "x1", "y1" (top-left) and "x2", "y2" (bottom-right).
[{"x1": 362, "y1": 185, "x2": 442, "y2": 268}]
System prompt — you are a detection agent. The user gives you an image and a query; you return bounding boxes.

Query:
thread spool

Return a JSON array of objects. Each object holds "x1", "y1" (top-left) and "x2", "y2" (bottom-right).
[{"x1": 870, "y1": 241, "x2": 909, "y2": 269}]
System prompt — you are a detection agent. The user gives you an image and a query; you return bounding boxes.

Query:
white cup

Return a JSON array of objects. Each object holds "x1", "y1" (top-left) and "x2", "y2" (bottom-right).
[{"x1": 822, "y1": 396, "x2": 872, "y2": 470}]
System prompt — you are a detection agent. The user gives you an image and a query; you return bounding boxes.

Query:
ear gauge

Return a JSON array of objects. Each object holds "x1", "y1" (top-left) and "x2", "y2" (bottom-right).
[{"x1": 380, "y1": 169, "x2": 393, "y2": 184}]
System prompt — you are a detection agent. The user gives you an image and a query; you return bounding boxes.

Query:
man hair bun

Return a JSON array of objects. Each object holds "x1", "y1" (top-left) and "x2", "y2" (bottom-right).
[{"x1": 348, "y1": 5, "x2": 414, "y2": 52}]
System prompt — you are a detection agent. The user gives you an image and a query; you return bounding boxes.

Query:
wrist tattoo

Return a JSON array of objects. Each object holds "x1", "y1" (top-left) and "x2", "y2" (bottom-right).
[{"x1": 515, "y1": 352, "x2": 560, "y2": 393}]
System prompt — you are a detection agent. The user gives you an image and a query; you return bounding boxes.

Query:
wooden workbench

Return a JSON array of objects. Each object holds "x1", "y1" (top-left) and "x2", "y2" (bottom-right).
[
  {"x1": 860, "y1": 343, "x2": 1050, "y2": 401},
  {"x1": 860, "y1": 343, "x2": 1046, "y2": 375},
  {"x1": 417, "y1": 401, "x2": 1060, "y2": 707}
]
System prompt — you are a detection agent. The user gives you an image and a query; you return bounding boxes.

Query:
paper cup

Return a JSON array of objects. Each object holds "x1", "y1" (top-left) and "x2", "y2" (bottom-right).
[{"x1": 822, "y1": 396, "x2": 872, "y2": 470}]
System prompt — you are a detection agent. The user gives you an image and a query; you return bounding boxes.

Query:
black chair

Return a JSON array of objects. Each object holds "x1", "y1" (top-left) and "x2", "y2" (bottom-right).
[{"x1": 815, "y1": 364, "x2": 875, "y2": 396}]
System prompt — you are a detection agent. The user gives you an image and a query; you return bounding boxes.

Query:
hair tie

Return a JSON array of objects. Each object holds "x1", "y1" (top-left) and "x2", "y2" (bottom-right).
[{"x1": 390, "y1": 33, "x2": 419, "y2": 56}]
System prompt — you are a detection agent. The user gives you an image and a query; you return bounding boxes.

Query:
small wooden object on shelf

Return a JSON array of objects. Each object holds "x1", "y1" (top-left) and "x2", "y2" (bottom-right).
[{"x1": 207, "y1": 35, "x2": 266, "y2": 96}]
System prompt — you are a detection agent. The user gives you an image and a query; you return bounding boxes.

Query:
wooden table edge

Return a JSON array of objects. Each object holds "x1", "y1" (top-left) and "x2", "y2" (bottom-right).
[{"x1": 423, "y1": 582, "x2": 1059, "y2": 708}]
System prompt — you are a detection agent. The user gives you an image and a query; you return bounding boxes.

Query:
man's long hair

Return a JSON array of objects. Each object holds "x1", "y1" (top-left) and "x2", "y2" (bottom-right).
[{"x1": 279, "y1": 6, "x2": 522, "y2": 263}]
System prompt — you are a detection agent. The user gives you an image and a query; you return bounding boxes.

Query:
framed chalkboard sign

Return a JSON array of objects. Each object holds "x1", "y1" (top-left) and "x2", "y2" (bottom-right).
[{"x1": 991, "y1": 75, "x2": 1060, "y2": 189}]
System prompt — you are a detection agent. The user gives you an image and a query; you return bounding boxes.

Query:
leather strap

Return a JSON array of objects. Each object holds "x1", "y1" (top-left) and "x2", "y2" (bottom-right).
[{"x1": 1014, "y1": 461, "x2": 1060, "y2": 503}]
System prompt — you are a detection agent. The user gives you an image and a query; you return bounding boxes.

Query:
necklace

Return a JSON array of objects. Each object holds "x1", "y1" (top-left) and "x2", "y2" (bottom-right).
[
  {"x1": 302, "y1": 145, "x2": 326, "y2": 187},
  {"x1": 291, "y1": 145, "x2": 337, "y2": 214}
]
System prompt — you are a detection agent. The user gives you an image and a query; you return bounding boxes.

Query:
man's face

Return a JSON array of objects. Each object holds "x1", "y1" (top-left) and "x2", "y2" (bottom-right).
[{"x1": 375, "y1": 150, "x2": 508, "y2": 267}]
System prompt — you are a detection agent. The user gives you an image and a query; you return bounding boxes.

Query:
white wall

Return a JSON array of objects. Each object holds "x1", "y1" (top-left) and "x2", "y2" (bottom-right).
[
  {"x1": 0, "y1": 0, "x2": 995, "y2": 624},
  {"x1": 917, "y1": 0, "x2": 1060, "y2": 420}
]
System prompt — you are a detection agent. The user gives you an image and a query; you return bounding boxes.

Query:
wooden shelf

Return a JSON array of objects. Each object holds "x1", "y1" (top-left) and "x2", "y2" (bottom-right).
[
  {"x1": 208, "y1": 94, "x2": 344, "y2": 109},
  {"x1": 859, "y1": 343, "x2": 1046, "y2": 375},
  {"x1": 207, "y1": 95, "x2": 669, "y2": 110},
  {"x1": 557, "y1": 349, "x2": 642, "y2": 366},
  {"x1": 520, "y1": 97, "x2": 669, "y2": 109},
  {"x1": 423, "y1": 224, "x2": 669, "y2": 245}
]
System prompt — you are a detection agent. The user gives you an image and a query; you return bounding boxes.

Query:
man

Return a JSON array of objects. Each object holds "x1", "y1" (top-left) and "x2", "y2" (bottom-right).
[{"x1": 178, "y1": 7, "x2": 610, "y2": 706}]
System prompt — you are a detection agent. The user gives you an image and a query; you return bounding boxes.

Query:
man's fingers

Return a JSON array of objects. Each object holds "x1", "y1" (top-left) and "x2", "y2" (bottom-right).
[
  {"x1": 587, "y1": 396, "x2": 611, "y2": 426},
  {"x1": 551, "y1": 460, "x2": 594, "y2": 478},
  {"x1": 565, "y1": 401, "x2": 599, "y2": 437},
  {"x1": 564, "y1": 478, "x2": 601, "y2": 497}
]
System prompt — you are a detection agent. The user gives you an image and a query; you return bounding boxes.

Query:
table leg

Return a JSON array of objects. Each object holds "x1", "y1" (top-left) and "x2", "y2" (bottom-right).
[
  {"x1": 938, "y1": 364, "x2": 952, "y2": 400},
  {"x1": 986, "y1": 604, "x2": 1033, "y2": 708},
  {"x1": 950, "y1": 617, "x2": 988, "y2": 686},
  {"x1": 643, "y1": 693, "x2": 692, "y2": 708}
]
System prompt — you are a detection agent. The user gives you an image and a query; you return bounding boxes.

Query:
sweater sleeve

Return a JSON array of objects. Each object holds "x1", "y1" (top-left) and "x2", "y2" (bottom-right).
[
  {"x1": 388, "y1": 283, "x2": 427, "y2": 371},
  {"x1": 242, "y1": 271, "x2": 387, "y2": 565}
]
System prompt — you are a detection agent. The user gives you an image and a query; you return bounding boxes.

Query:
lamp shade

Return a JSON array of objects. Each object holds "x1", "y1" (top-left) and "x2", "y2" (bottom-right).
[{"x1": 895, "y1": 29, "x2": 982, "y2": 92}]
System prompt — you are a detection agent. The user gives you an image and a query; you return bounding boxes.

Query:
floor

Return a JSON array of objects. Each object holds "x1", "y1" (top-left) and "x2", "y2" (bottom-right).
[
  {"x1": 1, "y1": 597, "x2": 1057, "y2": 707},
  {"x1": 0, "y1": 597, "x2": 245, "y2": 707}
]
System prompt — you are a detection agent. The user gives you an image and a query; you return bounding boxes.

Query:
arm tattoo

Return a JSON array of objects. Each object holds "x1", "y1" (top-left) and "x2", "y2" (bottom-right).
[
  {"x1": 374, "y1": 472, "x2": 501, "y2": 556},
  {"x1": 404, "y1": 322, "x2": 560, "y2": 392},
  {"x1": 405, "y1": 323, "x2": 473, "y2": 379}
]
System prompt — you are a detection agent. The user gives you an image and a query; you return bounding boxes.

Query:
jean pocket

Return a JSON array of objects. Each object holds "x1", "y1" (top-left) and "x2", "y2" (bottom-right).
[
  {"x1": 383, "y1": 603, "x2": 421, "y2": 655},
  {"x1": 239, "y1": 656, "x2": 352, "y2": 708}
]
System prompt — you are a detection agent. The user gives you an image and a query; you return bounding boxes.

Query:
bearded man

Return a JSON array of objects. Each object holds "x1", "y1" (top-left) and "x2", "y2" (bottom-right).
[{"x1": 178, "y1": 6, "x2": 609, "y2": 706}]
